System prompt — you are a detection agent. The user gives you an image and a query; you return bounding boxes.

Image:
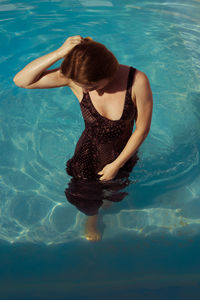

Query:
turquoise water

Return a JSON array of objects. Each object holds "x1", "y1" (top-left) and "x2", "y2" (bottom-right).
[{"x1": 0, "y1": 0, "x2": 200, "y2": 299}]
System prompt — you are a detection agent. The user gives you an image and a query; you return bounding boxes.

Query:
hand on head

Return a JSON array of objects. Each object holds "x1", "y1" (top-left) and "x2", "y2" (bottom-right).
[
  {"x1": 58, "y1": 35, "x2": 93, "y2": 58},
  {"x1": 58, "y1": 35, "x2": 83, "y2": 58}
]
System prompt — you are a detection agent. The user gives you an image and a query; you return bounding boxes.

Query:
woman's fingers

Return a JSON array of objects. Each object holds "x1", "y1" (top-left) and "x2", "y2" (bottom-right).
[
  {"x1": 69, "y1": 35, "x2": 83, "y2": 43},
  {"x1": 58, "y1": 36, "x2": 83, "y2": 58},
  {"x1": 97, "y1": 170, "x2": 103, "y2": 175},
  {"x1": 98, "y1": 170, "x2": 109, "y2": 181},
  {"x1": 97, "y1": 170, "x2": 105, "y2": 180},
  {"x1": 64, "y1": 36, "x2": 83, "y2": 48}
]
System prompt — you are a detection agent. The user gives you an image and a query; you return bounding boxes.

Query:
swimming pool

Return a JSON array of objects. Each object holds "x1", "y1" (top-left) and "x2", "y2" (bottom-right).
[{"x1": 0, "y1": 0, "x2": 200, "y2": 298}]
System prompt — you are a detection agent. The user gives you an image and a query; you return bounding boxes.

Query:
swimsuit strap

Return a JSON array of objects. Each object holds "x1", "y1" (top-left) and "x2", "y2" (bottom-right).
[
  {"x1": 126, "y1": 67, "x2": 136, "y2": 94},
  {"x1": 81, "y1": 66, "x2": 136, "y2": 107}
]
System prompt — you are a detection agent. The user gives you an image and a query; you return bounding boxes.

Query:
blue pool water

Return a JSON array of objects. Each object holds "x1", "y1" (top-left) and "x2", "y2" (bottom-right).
[{"x1": 0, "y1": 0, "x2": 200, "y2": 299}]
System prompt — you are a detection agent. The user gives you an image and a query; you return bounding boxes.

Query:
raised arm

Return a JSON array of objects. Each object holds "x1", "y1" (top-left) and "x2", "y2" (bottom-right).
[{"x1": 13, "y1": 35, "x2": 83, "y2": 89}]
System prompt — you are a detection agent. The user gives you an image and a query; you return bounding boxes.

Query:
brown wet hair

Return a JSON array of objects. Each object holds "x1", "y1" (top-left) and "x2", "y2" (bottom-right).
[{"x1": 60, "y1": 38, "x2": 119, "y2": 84}]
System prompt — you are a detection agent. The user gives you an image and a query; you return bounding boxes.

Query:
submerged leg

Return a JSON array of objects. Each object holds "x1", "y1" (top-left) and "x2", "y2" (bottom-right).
[
  {"x1": 102, "y1": 200, "x2": 113, "y2": 210},
  {"x1": 85, "y1": 215, "x2": 101, "y2": 242}
]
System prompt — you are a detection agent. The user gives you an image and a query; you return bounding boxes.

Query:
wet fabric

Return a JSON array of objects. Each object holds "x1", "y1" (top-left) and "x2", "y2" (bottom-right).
[
  {"x1": 65, "y1": 66, "x2": 139, "y2": 215},
  {"x1": 65, "y1": 154, "x2": 138, "y2": 216}
]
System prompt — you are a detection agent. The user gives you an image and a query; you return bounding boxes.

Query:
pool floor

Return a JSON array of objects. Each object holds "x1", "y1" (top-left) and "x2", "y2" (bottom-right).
[{"x1": 1, "y1": 234, "x2": 200, "y2": 300}]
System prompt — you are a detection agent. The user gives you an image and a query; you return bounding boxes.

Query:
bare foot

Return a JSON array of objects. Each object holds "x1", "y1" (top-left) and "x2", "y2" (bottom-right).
[{"x1": 85, "y1": 215, "x2": 101, "y2": 242}]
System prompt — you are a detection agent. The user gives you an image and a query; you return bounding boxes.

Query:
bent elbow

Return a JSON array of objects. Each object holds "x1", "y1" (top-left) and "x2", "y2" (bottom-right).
[
  {"x1": 13, "y1": 74, "x2": 28, "y2": 88},
  {"x1": 13, "y1": 75, "x2": 22, "y2": 88}
]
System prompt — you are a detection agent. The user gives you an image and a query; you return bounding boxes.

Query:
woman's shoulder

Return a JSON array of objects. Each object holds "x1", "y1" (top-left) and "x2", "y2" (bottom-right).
[
  {"x1": 122, "y1": 63, "x2": 150, "y2": 88},
  {"x1": 133, "y1": 69, "x2": 150, "y2": 89},
  {"x1": 120, "y1": 64, "x2": 146, "y2": 83},
  {"x1": 121, "y1": 64, "x2": 148, "y2": 78},
  {"x1": 128, "y1": 67, "x2": 151, "y2": 104}
]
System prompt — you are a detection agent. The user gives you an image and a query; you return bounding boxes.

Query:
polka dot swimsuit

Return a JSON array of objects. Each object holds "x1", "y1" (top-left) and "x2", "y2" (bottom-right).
[{"x1": 66, "y1": 67, "x2": 137, "y2": 181}]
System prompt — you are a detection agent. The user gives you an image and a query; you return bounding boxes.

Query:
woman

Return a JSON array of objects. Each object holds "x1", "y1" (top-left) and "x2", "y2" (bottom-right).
[{"x1": 13, "y1": 35, "x2": 153, "y2": 241}]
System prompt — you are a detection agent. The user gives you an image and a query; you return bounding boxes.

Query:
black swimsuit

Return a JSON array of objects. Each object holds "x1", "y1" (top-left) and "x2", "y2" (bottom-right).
[{"x1": 65, "y1": 66, "x2": 139, "y2": 215}]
